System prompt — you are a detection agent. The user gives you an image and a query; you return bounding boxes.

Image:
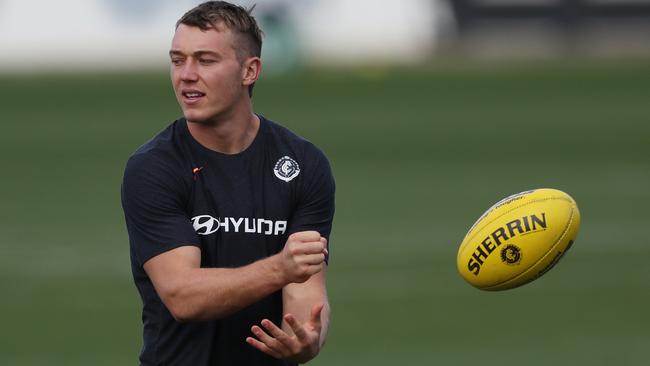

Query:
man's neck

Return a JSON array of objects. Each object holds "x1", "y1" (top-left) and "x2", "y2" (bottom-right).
[{"x1": 186, "y1": 110, "x2": 260, "y2": 155}]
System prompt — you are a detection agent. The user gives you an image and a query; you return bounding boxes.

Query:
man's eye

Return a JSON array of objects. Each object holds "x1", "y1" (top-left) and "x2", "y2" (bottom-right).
[
  {"x1": 171, "y1": 59, "x2": 184, "y2": 65},
  {"x1": 200, "y1": 59, "x2": 216, "y2": 65}
]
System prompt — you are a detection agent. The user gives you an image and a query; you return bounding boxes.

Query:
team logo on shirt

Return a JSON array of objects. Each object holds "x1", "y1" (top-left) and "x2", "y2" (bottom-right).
[
  {"x1": 191, "y1": 215, "x2": 288, "y2": 236},
  {"x1": 273, "y1": 156, "x2": 300, "y2": 182}
]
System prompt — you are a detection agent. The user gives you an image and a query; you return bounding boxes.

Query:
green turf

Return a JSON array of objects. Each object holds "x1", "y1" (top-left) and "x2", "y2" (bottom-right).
[{"x1": 1, "y1": 61, "x2": 649, "y2": 365}]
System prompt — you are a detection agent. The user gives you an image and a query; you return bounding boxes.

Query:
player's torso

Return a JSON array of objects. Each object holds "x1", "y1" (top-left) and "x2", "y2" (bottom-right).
[{"x1": 180, "y1": 118, "x2": 304, "y2": 268}]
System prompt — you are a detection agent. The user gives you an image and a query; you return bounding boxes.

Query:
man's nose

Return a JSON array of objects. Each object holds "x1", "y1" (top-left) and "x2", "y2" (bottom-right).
[{"x1": 180, "y1": 60, "x2": 199, "y2": 82}]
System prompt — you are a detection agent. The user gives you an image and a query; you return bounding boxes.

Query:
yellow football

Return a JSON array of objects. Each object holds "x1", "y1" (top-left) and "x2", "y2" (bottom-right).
[{"x1": 457, "y1": 188, "x2": 581, "y2": 291}]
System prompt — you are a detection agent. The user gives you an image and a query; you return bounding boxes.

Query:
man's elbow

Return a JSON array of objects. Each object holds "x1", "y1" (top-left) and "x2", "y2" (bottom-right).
[
  {"x1": 168, "y1": 304, "x2": 198, "y2": 323},
  {"x1": 160, "y1": 288, "x2": 202, "y2": 323}
]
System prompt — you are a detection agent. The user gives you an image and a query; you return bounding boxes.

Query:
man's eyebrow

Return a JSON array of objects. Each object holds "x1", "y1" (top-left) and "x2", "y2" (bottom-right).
[{"x1": 169, "y1": 50, "x2": 221, "y2": 57}]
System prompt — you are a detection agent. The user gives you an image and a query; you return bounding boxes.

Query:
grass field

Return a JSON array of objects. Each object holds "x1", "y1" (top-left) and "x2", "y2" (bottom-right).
[{"x1": 1, "y1": 61, "x2": 649, "y2": 365}]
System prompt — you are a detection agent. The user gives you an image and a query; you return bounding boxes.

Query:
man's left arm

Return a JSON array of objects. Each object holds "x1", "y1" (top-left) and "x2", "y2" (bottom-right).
[
  {"x1": 247, "y1": 147, "x2": 334, "y2": 362},
  {"x1": 246, "y1": 262, "x2": 329, "y2": 364},
  {"x1": 283, "y1": 267, "x2": 330, "y2": 349}
]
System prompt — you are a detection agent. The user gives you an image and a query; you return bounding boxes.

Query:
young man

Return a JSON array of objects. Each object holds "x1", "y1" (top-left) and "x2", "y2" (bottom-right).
[{"x1": 121, "y1": 2, "x2": 335, "y2": 365}]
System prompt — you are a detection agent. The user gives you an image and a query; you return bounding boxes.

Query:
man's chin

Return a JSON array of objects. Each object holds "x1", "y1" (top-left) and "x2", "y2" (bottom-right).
[
  {"x1": 183, "y1": 108, "x2": 232, "y2": 126},
  {"x1": 183, "y1": 110, "x2": 212, "y2": 124}
]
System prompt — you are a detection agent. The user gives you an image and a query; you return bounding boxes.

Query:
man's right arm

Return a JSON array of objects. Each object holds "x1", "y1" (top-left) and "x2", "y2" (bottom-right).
[{"x1": 143, "y1": 231, "x2": 327, "y2": 322}]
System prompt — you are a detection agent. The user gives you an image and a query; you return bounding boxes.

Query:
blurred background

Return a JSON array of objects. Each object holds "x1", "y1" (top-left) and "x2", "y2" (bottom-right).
[{"x1": 1, "y1": 0, "x2": 649, "y2": 365}]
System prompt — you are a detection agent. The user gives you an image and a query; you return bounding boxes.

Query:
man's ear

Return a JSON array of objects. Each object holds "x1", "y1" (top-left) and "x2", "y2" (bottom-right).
[{"x1": 242, "y1": 57, "x2": 262, "y2": 87}]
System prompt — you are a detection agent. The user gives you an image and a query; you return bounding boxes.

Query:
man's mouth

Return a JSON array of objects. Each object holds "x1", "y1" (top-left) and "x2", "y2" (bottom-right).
[{"x1": 182, "y1": 91, "x2": 206, "y2": 100}]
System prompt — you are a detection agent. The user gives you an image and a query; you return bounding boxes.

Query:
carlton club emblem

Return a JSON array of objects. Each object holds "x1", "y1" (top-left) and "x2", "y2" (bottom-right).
[
  {"x1": 501, "y1": 244, "x2": 522, "y2": 265},
  {"x1": 273, "y1": 156, "x2": 300, "y2": 182}
]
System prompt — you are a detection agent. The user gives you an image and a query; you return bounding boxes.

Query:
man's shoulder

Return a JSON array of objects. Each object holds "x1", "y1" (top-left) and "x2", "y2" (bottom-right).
[
  {"x1": 261, "y1": 116, "x2": 327, "y2": 160},
  {"x1": 125, "y1": 119, "x2": 189, "y2": 180},
  {"x1": 130, "y1": 119, "x2": 182, "y2": 158}
]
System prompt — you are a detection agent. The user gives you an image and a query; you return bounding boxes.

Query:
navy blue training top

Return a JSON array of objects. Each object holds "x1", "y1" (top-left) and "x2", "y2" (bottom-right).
[{"x1": 121, "y1": 116, "x2": 335, "y2": 366}]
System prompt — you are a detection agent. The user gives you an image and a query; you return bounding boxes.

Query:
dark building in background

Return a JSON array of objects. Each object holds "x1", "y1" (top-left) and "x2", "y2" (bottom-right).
[{"x1": 448, "y1": 0, "x2": 650, "y2": 58}]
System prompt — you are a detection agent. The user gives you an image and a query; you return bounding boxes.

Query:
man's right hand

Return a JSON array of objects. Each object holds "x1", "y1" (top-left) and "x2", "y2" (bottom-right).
[{"x1": 277, "y1": 231, "x2": 327, "y2": 284}]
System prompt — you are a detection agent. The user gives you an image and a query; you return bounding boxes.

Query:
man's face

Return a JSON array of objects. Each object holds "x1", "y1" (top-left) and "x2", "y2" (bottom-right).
[{"x1": 170, "y1": 24, "x2": 247, "y2": 123}]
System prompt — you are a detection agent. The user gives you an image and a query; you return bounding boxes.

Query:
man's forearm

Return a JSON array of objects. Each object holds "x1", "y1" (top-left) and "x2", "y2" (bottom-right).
[
  {"x1": 147, "y1": 232, "x2": 327, "y2": 323},
  {"x1": 319, "y1": 302, "x2": 330, "y2": 348},
  {"x1": 282, "y1": 270, "x2": 330, "y2": 347},
  {"x1": 167, "y1": 255, "x2": 287, "y2": 322}
]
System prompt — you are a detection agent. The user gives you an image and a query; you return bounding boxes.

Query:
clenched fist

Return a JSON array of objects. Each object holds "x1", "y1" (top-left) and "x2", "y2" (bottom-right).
[{"x1": 277, "y1": 231, "x2": 327, "y2": 284}]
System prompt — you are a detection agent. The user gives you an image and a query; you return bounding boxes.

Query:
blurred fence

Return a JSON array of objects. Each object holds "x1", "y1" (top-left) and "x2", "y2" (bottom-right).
[
  {"x1": 0, "y1": 0, "x2": 649, "y2": 72},
  {"x1": 450, "y1": 0, "x2": 650, "y2": 59}
]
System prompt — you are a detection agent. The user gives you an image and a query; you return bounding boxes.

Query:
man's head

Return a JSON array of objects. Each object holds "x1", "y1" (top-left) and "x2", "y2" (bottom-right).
[
  {"x1": 176, "y1": 1, "x2": 263, "y2": 69},
  {"x1": 171, "y1": 1, "x2": 263, "y2": 124}
]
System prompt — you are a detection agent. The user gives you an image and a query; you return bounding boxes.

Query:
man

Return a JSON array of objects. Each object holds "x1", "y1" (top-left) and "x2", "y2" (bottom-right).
[{"x1": 121, "y1": 2, "x2": 335, "y2": 365}]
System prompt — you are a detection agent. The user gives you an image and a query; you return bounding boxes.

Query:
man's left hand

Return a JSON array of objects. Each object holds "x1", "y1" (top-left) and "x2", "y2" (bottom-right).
[{"x1": 246, "y1": 303, "x2": 324, "y2": 363}]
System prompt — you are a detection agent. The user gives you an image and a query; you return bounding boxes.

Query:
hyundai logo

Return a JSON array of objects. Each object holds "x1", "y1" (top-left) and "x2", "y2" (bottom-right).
[{"x1": 191, "y1": 215, "x2": 220, "y2": 235}]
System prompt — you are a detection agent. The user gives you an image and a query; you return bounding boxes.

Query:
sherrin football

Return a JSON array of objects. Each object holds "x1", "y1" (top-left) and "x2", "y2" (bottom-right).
[{"x1": 457, "y1": 188, "x2": 580, "y2": 291}]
